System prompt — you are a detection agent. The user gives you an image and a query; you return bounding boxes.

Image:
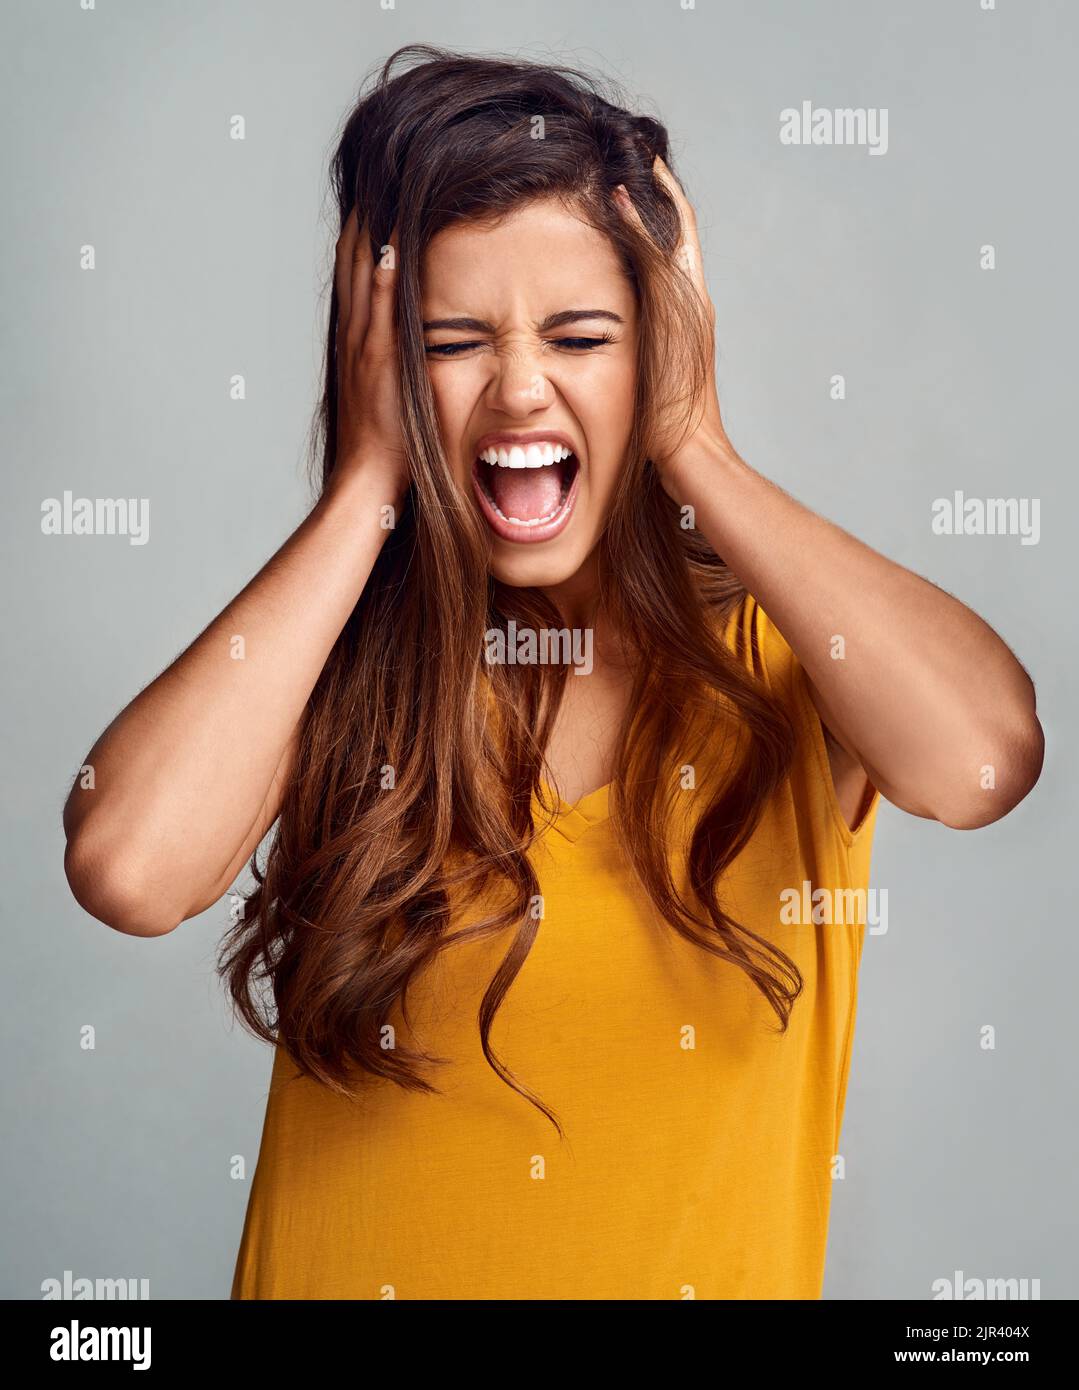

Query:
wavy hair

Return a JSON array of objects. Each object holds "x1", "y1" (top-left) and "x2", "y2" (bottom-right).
[{"x1": 218, "y1": 44, "x2": 799, "y2": 1136}]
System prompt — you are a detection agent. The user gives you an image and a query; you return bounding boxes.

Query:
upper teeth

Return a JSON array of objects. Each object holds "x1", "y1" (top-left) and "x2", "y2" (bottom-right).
[{"x1": 478, "y1": 442, "x2": 573, "y2": 469}]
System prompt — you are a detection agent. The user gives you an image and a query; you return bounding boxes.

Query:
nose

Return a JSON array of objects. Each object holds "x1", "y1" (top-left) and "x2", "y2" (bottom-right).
[{"x1": 483, "y1": 341, "x2": 551, "y2": 417}]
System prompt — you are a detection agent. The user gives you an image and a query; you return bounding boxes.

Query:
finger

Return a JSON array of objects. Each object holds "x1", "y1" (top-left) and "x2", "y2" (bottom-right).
[
  {"x1": 614, "y1": 175, "x2": 706, "y2": 309},
  {"x1": 363, "y1": 224, "x2": 399, "y2": 356},
  {"x1": 334, "y1": 206, "x2": 359, "y2": 341},
  {"x1": 612, "y1": 183, "x2": 647, "y2": 234},
  {"x1": 346, "y1": 215, "x2": 376, "y2": 350},
  {"x1": 652, "y1": 153, "x2": 701, "y2": 257},
  {"x1": 614, "y1": 168, "x2": 696, "y2": 271},
  {"x1": 650, "y1": 157, "x2": 713, "y2": 322},
  {"x1": 651, "y1": 158, "x2": 702, "y2": 278},
  {"x1": 652, "y1": 156, "x2": 697, "y2": 229}
]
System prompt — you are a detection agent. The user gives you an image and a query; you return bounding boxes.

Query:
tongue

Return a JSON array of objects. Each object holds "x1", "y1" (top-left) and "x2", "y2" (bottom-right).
[{"x1": 489, "y1": 461, "x2": 564, "y2": 521}]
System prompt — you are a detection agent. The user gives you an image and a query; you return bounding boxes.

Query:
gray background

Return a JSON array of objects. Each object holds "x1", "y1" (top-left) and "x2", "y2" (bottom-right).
[{"x1": 2, "y1": 0, "x2": 1074, "y2": 1300}]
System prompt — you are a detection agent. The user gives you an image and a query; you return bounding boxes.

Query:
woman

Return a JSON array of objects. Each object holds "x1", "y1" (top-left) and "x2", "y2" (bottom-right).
[{"x1": 62, "y1": 45, "x2": 1043, "y2": 1300}]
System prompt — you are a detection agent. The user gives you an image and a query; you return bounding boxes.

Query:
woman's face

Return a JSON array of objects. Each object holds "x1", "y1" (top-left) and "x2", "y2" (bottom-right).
[{"x1": 421, "y1": 196, "x2": 639, "y2": 590}]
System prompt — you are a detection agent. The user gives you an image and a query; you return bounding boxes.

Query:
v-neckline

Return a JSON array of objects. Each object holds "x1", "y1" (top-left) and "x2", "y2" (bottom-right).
[{"x1": 532, "y1": 779, "x2": 612, "y2": 842}]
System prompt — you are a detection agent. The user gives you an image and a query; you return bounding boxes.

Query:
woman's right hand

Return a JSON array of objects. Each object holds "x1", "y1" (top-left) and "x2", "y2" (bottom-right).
[
  {"x1": 331, "y1": 207, "x2": 409, "y2": 500},
  {"x1": 63, "y1": 212, "x2": 414, "y2": 939}
]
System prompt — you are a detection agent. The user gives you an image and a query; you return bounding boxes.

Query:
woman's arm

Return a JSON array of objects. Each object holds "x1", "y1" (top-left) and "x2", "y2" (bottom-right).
[
  {"x1": 674, "y1": 446, "x2": 1043, "y2": 829},
  {"x1": 618, "y1": 161, "x2": 1043, "y2": 830},
  {"x1": 63, "y1": 209, "x2": 407, "y2": 935}
]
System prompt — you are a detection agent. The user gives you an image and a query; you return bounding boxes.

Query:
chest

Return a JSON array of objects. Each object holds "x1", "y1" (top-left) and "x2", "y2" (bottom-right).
[
  {"x1": 540, "y1": 666, "x2": 635, "y2": 805},
  {"x1": 539, "y1": 662, "x2": 868, "y2": 829}
]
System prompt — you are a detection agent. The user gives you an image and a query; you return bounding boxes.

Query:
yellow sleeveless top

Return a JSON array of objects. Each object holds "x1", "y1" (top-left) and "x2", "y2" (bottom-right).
[{"x1": 231, "y1": 595, "x2": 880, "y2": 1300}]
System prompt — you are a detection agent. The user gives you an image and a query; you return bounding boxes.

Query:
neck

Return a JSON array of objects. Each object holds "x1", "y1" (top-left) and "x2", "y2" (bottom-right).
[
  {"x1": 540, "y1": 552, "x2": 634, "y2": 674},
  {"x1": 540, "y1": 549, "x2": 600, "y2": 631}
]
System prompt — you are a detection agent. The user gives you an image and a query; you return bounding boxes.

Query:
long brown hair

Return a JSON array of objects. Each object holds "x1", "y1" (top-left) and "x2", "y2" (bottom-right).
[{"x1": 218, "y1": 44, "x2": 800, "y2": 1136}]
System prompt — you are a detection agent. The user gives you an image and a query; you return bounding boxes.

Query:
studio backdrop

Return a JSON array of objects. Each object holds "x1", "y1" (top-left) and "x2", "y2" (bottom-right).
[{"x1": 2, "y1": 0, "x2": 1073, "y2": 1300}]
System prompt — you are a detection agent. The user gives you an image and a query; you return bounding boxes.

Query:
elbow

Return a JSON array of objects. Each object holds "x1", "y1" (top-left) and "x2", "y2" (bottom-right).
[
  {"x1": 63, "y1": 833, "x2": 185, "y2": 937},
  {"x1": 934, "y1": 714, "x2": 1045, "y2": 831}
]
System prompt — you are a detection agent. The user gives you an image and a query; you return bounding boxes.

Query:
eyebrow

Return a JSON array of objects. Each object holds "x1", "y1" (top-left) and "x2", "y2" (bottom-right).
[{"x1": 421, "y1": 308, "x2": 624, "y2": 333}]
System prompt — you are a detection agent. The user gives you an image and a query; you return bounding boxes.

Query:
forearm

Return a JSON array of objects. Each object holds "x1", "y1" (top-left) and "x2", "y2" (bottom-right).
[
  {"x1": 676, "y1": 442, "x2": 1044, "y2": 827},
  {"x1": 63, "y1": 466, "x2": 402, "y2": 925}
]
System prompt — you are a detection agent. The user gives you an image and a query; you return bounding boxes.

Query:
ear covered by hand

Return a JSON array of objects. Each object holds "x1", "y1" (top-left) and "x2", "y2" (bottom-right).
[{"x1": 611, "y1": 157, "x2": 736, "y2": 502}]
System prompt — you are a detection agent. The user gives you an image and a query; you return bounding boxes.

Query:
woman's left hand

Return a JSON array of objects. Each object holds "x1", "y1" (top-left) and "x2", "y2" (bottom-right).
[
  {"x1": 613, "y1": 157, "x2": 733, "y2": 503},
  {"x1": 616, "y1": 163, "x2": 1043, "y2": 833}
]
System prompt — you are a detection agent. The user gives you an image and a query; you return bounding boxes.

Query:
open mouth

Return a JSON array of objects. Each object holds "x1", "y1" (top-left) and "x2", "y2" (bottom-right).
[{"x1": 471, "y1": 441, "x2": 581, "y2": 544}]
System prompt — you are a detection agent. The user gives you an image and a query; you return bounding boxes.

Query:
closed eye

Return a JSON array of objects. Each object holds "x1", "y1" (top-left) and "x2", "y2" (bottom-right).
[
  {"x1": 424, "y1": 333, "x2": 616, "y2": 358},
  {"x1": 554, "y1": 335, "x2": 615, "y2": 351}
]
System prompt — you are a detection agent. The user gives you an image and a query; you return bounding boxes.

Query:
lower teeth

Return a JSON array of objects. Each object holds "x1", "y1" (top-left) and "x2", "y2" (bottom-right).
[{"x1": 493, "y1": 502, "x2": 561, "y2": 525}]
